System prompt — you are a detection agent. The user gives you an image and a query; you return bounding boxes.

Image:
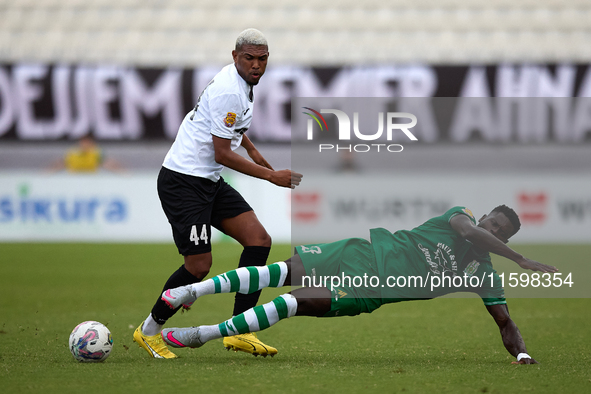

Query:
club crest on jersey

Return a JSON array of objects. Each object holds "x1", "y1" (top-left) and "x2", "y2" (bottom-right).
[
  {"x1": 224, "y1": 112, "x2": 237, "y2": 127},
  {"x1": 463, "y1": 260, "x2": 480, "y2": 276}
]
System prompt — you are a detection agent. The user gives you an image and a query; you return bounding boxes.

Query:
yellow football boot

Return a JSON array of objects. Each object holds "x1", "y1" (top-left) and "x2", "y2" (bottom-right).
[
  {"x1": 133, "y1": 324, "x2": 178, "y2": 359},
  {"x1": 223, "y1": 333, "x2": 278, "y2": 357}
]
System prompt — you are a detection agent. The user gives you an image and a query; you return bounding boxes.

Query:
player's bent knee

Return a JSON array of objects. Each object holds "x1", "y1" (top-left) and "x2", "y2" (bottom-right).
[
  {"x1": 245, "y1": 230, "x2": 271, "y2": 247},
  {"x1": 185, "y1": 264, "x2": 211, "y2": 280},
  {"x1": 260, "y1": 232, "x2": 272, "y2": 247},
  {"x1": 183, "y1": 254, "x2": 212, "y2": 280}
]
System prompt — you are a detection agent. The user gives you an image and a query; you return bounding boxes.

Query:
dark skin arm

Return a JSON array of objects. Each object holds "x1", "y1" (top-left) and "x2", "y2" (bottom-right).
[
  {"x1": 240, "y1": 134, "x2": 274, "y2": 170},
  {"x1": 213, "y1": 135, "x2": 302, "y2": 188},
  {"x1": 486, "y1": 304, "x2": 538, "y2": 364},
  {"x1": 449, "y1": 214, "x2": 557, "y2": 273}
]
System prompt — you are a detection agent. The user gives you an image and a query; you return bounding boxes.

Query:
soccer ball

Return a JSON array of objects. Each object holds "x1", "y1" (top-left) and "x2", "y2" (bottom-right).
[{"x1": 69, "y1": 321, "x2": 113, "y2": 362}]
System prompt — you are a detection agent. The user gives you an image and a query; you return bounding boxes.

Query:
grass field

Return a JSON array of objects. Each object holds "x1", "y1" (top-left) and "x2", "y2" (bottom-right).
[{"x1": 1, "y1": 243, "x2": 590, "y2": 394}]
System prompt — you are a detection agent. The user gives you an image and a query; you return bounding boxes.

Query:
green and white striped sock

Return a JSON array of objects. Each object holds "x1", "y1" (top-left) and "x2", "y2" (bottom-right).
[
  {"x1": 191, "y1": 261, "x2": 288, "y2": 298},
  {"x1": 199, "y1": 294, "x2": 298, "y2": 343}
]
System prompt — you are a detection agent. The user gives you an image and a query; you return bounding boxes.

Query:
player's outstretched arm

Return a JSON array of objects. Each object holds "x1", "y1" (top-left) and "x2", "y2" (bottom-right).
[
  {"x1": 213, "y1": 135, "x2": 302, "y2": 188},
  {"x1": 450, "y1": 214, "x2": 557, "y2": 273},
  {"x1": 486, "y1": 304, "x2": 539, "y2": 364}
]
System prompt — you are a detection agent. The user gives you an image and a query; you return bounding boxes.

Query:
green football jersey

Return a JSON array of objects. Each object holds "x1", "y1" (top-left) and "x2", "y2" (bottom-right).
[
  {"x1": 457, "y1": 248, "x2": 506, "y2": 306},
  {"x1": 371, "y1": 206, "x2": 504, "y2": 304}
]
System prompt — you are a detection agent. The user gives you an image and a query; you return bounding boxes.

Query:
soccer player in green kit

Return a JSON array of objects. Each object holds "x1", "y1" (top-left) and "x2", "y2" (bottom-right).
[{"x1": 159, "y1": 205, "x2": 557, "y2": 363}]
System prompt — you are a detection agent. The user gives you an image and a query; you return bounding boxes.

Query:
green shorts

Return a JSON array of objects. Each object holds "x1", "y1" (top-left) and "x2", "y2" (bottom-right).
[{"x1": 295, "y1": 238, "x2": 383, "y2": 317}]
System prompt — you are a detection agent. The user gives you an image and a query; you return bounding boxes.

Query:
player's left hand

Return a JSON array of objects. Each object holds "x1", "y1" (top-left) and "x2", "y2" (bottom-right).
[
  {"x1": 291, "y1": 171, "x2": 303, "y2": 188},
  {"x1": 269, "y1": 169, "x2": 303, "y2": 189},
  {"x1": 516, "y1": 257, "x2": 558, "y2": 273},
  {"x1": 511, "y1": 358, "x2": 539, "y2": 365}
]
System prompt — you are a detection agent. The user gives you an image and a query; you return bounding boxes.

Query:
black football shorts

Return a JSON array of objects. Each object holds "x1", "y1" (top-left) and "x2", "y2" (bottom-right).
[{"x1": 157, "y1": 166, "x2": 252, "y2": 255}]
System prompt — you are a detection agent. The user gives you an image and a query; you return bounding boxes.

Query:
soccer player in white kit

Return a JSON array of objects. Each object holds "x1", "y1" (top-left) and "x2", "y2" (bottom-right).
[{"x1": 133, "y1": 28, "x2": 302, "y2": 359}]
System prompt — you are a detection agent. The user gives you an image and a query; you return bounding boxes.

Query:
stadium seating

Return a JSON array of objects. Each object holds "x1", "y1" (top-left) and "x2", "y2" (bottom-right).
[{"x1": 0, "y1": 0, "x2": 590, "y2": 65}]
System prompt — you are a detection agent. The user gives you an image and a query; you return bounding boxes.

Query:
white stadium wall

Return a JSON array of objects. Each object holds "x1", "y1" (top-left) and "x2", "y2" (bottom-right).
[{"x1": 1, "y1": 171, "x2": 590, "y2": 244}]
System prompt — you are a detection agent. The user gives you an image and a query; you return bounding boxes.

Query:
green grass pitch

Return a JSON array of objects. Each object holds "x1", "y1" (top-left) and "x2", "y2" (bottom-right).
[{"x1": 1, "y1": 243, "x2": 590, "y2": 394}]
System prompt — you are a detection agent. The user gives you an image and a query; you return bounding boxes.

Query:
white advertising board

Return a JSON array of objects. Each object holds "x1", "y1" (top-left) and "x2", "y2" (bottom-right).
[
  {"x1": 0, "y1": 172, "x2": 171, "y2": 242},
  {"x1": 291, "y1": 173, "x2": 591, "y2": 244},
  {"x1": 1, "y1": 171, "x2": 589, "y2": 244},
  {"x1": 0, "y1": 171, "x2": 291, "y2": 243}
]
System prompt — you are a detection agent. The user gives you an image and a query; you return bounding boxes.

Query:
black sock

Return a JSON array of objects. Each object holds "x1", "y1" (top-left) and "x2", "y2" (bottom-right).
[
  {"x1": 150, "y1": 264, "x2": 200, "y2": 325},
  {"x1": 232, "y1": 246, "x2": 271, "y2": 316}
]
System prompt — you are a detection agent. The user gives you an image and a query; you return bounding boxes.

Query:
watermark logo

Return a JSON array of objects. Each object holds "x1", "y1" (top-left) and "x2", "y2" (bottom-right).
[
  {"x1": 302, "y1": 107, "x2": 329, "y2": 135},
  {"x1": 302, "y1": 107, "x2": 418, "y2": 152}
]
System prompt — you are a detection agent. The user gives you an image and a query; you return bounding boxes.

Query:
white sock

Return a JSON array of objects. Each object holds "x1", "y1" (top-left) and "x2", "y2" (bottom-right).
[
  {"x1": 190, "y1": 262, "x2": 288, "y2": 299},
  {"x1": 199, "y1": 324, "x2": 222, "y2": 343},
  {"x1": 142, "y1": 314, "x2": 163, "y2": 336},
  {"x1": 198, "y1": 294, "x2": 298, "y2": 344},
  {"x1": 191, "y1": 279, "x2": 215, "y2": 299}
]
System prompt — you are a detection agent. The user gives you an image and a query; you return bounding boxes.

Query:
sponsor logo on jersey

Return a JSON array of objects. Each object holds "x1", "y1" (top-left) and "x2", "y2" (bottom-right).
[
  {"x1": 336, "y1": 289, "x2": 348, "y2": 298},
  {"x1": 462, "y1": 208, "x2": 475, "y2": 219},
  {"x1": 463, "y1": 260, "x2": 480, "y2": 276},
  {"x1": 421, "y1": 242, "x2": 457, "y2": 275},
  {"x1": 224, "y1": 112, "x2": 237, "y2": 127}
]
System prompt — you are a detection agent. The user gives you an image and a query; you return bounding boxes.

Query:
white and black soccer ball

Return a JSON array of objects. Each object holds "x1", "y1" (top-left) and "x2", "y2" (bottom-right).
[{"x1": 69, "y1": 321, "x2": 113, "y2": 362}]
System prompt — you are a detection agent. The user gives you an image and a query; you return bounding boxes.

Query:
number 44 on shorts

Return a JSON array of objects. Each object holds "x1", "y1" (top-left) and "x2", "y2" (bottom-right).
[{"x1": 190, "y1": 224, "x2": 209, "y2": 245}]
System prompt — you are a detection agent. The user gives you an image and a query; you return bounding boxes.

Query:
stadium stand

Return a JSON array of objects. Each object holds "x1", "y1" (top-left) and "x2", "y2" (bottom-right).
[
  {"x1": 0, "y1": 0, "x2": 590, "y2": 65},
  {"x1": 1, "y1": 0, "x2": 590, "y2": 172}
]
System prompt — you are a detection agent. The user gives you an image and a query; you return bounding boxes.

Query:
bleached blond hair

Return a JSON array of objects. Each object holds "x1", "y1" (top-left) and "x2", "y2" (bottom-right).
[{"x1": 235, "y1": 28, "x2": 268, "y2": 51}]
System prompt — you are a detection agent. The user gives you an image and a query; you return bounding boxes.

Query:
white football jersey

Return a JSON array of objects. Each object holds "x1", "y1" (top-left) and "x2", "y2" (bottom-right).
[{"x1": 162, "y1": 64, "x2": 254, "y2": 181}]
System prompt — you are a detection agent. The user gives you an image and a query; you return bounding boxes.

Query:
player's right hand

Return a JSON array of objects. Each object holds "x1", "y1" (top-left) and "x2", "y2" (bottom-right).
[{"x1": 270, "y1": 170, "x2": 303, "y2": 189}]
